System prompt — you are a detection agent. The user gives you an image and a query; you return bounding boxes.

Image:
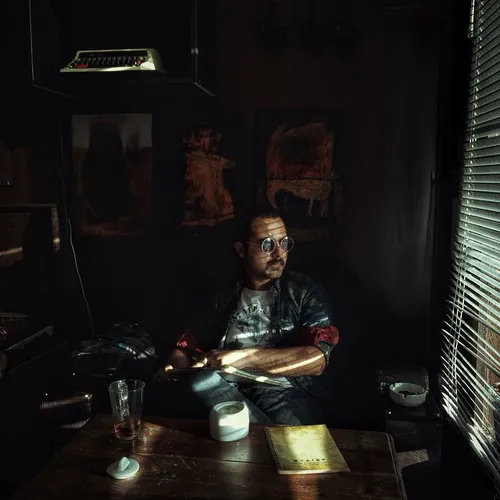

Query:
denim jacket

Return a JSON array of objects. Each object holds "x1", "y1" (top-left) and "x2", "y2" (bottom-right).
[{"x1": 176, "y1": 269, "x2": 339, "y2": 393}]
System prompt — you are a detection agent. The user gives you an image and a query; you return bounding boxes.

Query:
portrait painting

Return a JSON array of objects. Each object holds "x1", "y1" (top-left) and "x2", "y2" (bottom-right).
[
  {"x1": 72, "y1": 114, "x2": 153, "y2": 237},
  {"x1": 254, "y1": 109, "x2": 344, "y2": 241},
  {"x1": 177, "y1": 115, "x2": 241, "y2": 228}
]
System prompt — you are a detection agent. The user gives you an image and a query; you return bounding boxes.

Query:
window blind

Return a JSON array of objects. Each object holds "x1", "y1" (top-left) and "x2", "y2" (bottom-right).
[{"x1": 442, "y1": 0, "x2": 500, "y2": 490}]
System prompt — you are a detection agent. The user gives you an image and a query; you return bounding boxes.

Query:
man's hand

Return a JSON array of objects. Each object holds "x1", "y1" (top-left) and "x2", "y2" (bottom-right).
[{"x1": 153, "y1": 348, "x2": 196, "y2": 382}]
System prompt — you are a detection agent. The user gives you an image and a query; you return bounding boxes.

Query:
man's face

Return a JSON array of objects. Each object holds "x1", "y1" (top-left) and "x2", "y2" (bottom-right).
[{"x1": 239, "y1": 216, "x2": 288, "y2": 283}]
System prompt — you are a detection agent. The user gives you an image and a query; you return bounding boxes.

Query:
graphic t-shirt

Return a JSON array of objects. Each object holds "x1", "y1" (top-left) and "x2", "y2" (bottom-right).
[
  {"x1": 219, "y1": 288, "x2": 292, "y2": 387},
  {"x1": 220, "y1": 288, "x2": 272, "y2": 349}
]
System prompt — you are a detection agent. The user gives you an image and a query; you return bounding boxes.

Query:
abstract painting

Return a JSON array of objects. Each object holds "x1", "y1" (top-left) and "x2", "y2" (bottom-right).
[
  {"x1": 72, "y1": 114, "x2": 153, "y2": 237},
  {"x1": 254, "y1": 109, "x2": 343, "y2": 241},
  {"x1": 178, "y1": 116, "x2": 240, "y2": 228}
]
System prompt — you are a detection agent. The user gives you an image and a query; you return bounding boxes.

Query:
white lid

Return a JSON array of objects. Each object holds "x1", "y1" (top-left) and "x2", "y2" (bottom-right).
[{"x1": 106, "y1": 456, "x2": 140, "y2": 479}]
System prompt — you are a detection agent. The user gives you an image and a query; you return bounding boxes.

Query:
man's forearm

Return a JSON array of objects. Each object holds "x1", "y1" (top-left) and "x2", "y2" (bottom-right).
[{"x1": 229, "y1": 346, "x2": 326, "y2": 376}]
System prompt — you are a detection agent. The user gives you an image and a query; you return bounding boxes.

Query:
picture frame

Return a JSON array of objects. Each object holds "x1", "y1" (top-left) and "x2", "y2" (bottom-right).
[
  {"x1": 254, "y1": 108, "x2": 344, "y2": 242},
  {"x1": 158, "y1": 111, "x2": 243, "y2": 230},
  {"x1": 71, "y1": 113, "x2": 153, "y2": 237}
]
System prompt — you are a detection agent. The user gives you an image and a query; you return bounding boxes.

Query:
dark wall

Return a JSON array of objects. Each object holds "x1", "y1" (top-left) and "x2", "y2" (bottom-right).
[
  {"x1": 0, "y1": 0, "x2": 442, "y2": 366},
  {"x1": 210, "y1": 0, "x2": 439, "y2": 364}
]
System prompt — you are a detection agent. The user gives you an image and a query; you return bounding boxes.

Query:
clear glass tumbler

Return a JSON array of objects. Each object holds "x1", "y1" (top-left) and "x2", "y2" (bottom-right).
[{"x1": 108, "y1": 379, "x2": 145, "y2": 441}]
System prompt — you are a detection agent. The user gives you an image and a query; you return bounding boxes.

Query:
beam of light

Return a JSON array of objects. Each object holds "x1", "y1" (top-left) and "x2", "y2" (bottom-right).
[
  {"x1": 0, "y1": 237, "x2": 60, "y2": 259},
  {"x1": 267, "y1": 352, "x2": 325, "y2": 375},
  {"x1": 221, "y1": 365, "x2": 289, "y2": 387}
]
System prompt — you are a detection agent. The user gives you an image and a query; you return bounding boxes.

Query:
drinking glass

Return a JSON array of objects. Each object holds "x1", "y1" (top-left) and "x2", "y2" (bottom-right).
[{"x1": 108, "y1": 379, "x2": 145, "y2": 441}]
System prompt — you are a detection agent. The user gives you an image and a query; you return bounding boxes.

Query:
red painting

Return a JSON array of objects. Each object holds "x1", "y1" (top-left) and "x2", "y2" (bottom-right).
[
  {"x1": 182, "y1": 127, "x2": 236, "y2": 227},
  {"x1": 256, "y1": 110, "x2": 343, "y2": 241}
]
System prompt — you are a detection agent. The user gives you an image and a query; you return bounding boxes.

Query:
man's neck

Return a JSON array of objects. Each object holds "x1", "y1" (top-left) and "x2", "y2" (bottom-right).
[{"x1": 245, "y1": 277, "x2": 272, "y2": 291}]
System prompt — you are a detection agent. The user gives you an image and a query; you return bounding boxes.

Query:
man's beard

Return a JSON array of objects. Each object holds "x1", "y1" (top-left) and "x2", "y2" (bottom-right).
[
  {"x1": 264, "y1": 258, "x2": 285, "y2": 277},
  {"x1": 244, "y1": 258, "x2": 286, "y2": 283}
]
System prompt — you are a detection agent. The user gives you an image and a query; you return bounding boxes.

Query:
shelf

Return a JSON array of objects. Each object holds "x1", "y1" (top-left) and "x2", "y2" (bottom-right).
[{"x1": 54, "y1": 72, "x2": 214, "y2": 109}]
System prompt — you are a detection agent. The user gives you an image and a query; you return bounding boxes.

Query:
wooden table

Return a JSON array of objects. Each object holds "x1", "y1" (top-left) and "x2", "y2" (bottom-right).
[{"x1": 13, "y1": 414, "x2": 407, "y2": 500}]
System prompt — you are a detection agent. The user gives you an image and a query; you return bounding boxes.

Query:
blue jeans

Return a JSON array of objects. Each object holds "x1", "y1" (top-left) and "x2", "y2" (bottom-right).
[{"x1": 147, "y1": 371, "x2": 326, "y2": 425}]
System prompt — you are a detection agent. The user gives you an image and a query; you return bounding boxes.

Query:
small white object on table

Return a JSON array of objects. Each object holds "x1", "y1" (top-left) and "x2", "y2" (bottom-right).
[
  {"x1": 389, "y1": 382, "x2": 427, "y2": 408},
  {"x1": 209, "y1": 401, "x2": 249, "y2": 442}
]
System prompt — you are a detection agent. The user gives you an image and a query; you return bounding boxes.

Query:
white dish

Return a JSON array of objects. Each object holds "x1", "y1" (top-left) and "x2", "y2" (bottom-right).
[{"x1": 389, "y1": 382, "x2": 427, "y2": 408}]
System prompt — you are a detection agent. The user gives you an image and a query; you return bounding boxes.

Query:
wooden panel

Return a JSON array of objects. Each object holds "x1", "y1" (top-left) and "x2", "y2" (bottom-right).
[{"x1": 13, "y1": 414, "x2": 406, "y2": 500}]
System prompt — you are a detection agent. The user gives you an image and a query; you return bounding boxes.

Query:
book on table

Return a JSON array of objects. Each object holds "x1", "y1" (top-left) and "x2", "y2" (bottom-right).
[{"x1": 264, "y1": 424, "x2": 350, "y2": 475}]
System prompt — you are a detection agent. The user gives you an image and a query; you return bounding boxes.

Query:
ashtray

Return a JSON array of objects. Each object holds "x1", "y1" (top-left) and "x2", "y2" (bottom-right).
[{"x1": 389, "y1": 382, "x2": 427, "y2": 408}]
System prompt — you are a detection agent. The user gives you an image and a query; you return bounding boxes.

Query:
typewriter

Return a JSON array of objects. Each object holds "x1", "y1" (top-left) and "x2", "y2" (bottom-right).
[{"x1": 60, "y1": 48, "x2": 165, "y2": 73}]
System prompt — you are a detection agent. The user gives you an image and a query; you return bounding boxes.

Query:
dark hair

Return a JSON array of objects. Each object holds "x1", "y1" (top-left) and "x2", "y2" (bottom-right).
[{"x1": 236, "y1": 206, "x2": 283, "y2": 243}]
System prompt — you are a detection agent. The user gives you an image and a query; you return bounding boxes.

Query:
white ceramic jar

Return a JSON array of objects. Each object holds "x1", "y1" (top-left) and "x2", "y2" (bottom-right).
[{"x1": 209, "y1": 401, "x2": 250, "y2": 442}]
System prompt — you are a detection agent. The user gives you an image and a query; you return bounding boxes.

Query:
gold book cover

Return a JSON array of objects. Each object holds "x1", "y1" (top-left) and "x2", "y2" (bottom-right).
[{"x1": 265, "y1": 424, "x2": 350, "y2": 475}]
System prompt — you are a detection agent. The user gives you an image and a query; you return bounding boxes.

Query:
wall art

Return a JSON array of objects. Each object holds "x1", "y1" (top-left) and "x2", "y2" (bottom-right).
[
  {"x1": 166, "y1": 113, "x2": 242, "y2": 229},
  {"x1": 254, "y1": 108, "x2": 343, "y2": 241},
  {"x1": 72, "y1": 114, "x2": 153, "y2": 237}
]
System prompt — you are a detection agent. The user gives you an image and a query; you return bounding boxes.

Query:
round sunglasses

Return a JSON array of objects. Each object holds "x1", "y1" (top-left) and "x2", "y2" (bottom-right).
[{"x1": 246, "y1": 236, "x2": 294, "y2": 254}]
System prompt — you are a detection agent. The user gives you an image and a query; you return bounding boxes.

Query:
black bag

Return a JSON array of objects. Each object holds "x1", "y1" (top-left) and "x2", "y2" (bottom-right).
[{"x1": 73, "y1": 322, "x2": 156, "y2": 360}]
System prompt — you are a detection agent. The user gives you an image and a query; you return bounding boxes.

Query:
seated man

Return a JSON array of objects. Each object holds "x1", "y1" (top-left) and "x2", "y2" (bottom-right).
[{"x1": 154, "y1": 209, "x2": 339, "y2": 425}]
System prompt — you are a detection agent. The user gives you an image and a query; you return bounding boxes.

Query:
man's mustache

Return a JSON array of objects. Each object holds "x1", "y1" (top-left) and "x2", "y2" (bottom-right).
[{"x1": 268, "y1": 259, "x2": 284, "y2": 266}]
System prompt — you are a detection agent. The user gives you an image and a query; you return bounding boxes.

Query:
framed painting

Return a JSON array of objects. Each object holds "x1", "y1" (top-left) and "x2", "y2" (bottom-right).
[
  {"x1": 164, "y1": 113, "x2": 242, "y2": 229},
  {"x1": 72, "y1": 114, "x2": 153, "y2": 237},
  {"x1": 254, "y1": 108, "x2": 344, "y2": 241}
]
